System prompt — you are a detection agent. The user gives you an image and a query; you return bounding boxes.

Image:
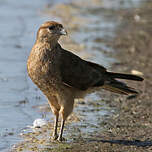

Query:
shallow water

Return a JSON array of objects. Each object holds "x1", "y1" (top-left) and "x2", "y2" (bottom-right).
[
  {"x1": 0, "y1": 0, "x2": 142, "y2": 151},
  {"x1": 0, "y1": 0, "x2": 48, "y2": 151}
]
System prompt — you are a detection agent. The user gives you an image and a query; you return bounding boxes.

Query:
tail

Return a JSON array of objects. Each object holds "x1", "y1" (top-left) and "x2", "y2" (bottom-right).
[
  {"x1": 103, "y1": 79, "x2": 139, "y2": 95},
  {"x1": 107, "y1": 72, "x2": 143, "y2": 81},
  {"x1": 102, "y1": 72, "x2": 143, "y2": 95}
]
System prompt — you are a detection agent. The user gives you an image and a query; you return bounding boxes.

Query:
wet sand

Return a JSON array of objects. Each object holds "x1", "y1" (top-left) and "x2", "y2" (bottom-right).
[
  {"x1": 0, "y1": 0, "x2": 51, "y2": 151},
  {"x1": 1, "y1": 0, "x2": 116, "y2": 151},
  {"x1": 61, "y1": 1, "x2": 152, "y2": 152},
  {"x1": 2, "y1": 0, "x2": 152, "y2": 152}
]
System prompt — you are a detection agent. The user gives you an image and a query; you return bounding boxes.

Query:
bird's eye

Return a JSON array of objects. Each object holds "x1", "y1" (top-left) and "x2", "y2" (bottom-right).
[{"x1": 48, "y1": 25, "x2": 55, "y2": 30}]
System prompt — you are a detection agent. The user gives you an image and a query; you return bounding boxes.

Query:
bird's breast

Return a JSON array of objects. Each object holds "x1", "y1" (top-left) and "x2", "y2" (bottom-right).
[{"x1": 27, "y1": 47, "x2": 61, "y2": 91}]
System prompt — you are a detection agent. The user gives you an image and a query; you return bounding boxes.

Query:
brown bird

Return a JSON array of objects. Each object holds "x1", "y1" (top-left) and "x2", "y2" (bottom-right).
[{"x1": 27, "y1": 21, "x2": 143, "y2": 141}]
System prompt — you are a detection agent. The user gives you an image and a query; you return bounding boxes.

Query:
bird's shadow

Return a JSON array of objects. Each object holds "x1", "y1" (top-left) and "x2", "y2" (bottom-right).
[{"x1": 86, "y1": 138, "x2": 152, "y2": 147}]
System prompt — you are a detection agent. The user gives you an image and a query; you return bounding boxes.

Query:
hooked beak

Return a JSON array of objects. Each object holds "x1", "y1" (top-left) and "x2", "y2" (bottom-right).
[{"x1": 59, "y1": 28, "x2": 67, "y2": 35}]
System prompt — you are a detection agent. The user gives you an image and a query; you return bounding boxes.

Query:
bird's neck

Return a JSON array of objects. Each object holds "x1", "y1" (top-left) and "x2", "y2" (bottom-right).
[{"x1": 36, "y1": 38, "x2": 59, "y2": 50}]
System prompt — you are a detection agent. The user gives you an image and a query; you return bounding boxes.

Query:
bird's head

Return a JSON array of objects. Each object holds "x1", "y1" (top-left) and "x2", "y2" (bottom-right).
[{"x1": 36, "y1": 21, "x2": 67, "y2": 43}]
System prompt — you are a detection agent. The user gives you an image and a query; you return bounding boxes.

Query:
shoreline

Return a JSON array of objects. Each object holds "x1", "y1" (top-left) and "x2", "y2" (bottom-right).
[
  {"x1": 62, "y1": 1, "x2": 152, "y2": 152},
  {"x1": 12, "y1": 1, "x2": 152, "y2": 152}
]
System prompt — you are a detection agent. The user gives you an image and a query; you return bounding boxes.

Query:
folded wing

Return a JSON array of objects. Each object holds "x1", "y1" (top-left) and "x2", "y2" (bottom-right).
[{"x1": 59, "y1": 49, "x2": 106, "y2": 90}]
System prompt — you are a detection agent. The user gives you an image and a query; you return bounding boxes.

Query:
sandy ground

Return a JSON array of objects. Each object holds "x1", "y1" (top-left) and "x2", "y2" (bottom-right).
[
  {"x1": 64, "y1": 2, "x2": 152, "y2": 152},
  {"x1": 12, "y1": 1, "x2": 152, "y2": 152}
]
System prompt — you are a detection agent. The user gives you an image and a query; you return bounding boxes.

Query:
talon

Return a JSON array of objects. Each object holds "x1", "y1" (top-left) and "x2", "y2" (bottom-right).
[
  {"x1": 57, "y1": 136, "x2": 66, "y2": 142},
  {"x1": 52, "y1": 134, "x2": 58, "y2": 140}
]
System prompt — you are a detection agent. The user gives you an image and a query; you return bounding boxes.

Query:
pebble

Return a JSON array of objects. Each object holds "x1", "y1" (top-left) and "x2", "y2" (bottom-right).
[
  {"x1": 131, "y1": 70, "x2": 143, "y2": 76},
  {"x1": 32, "y1": 119, "x2": 48, "y2": 128},
  {"x1": 134, "y1": 14, "x2": 141, "y2": 22}
]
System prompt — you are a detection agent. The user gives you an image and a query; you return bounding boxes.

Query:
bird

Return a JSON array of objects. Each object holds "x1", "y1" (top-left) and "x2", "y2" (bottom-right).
[{"x1": 27, "y1": 21, "x2": 144, "y2": 142}]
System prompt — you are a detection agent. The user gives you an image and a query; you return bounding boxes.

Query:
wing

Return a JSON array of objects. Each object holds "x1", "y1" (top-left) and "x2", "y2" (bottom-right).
[{"x1": 59, "y1": 48, "x2": 107, "y2": 90}]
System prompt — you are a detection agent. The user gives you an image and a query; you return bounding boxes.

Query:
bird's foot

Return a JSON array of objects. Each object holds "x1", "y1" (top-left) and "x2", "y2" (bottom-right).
[
  {"x1": 51, "y1": 134, "x2": 58, "y2": 141},
  {"x1": 57, "y1": 136, "x2": 66, "y2": 142}
]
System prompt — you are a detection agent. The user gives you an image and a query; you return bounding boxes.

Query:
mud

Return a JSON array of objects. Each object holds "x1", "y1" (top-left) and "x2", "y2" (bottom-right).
[
  {"x1": 60, "y1": 1, "x2": 152, "y2": 152},
  {"x1": 1, "y1": 0, "x2": 152, "y2": 152},
  {"x1": 1, "y1": 0, "x2": 116, "y2": 151}
]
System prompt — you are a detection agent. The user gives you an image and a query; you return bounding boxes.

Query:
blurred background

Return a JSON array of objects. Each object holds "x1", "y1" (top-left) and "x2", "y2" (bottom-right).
[{"x1": 0, "y1": 0, "x2": 151, "y2": 151}]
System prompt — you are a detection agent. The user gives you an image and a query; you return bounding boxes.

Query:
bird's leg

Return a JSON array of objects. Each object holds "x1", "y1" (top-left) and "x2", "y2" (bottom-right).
[
  {"x1": 57, "y1": 119, "x2": 65, "y2": 142},
  {"x1": 52, "y1": 114, "x2": 59, "y2": 140},
  {"x1": 57, "y1": 101, "x2": 74, "y2": 142}
]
